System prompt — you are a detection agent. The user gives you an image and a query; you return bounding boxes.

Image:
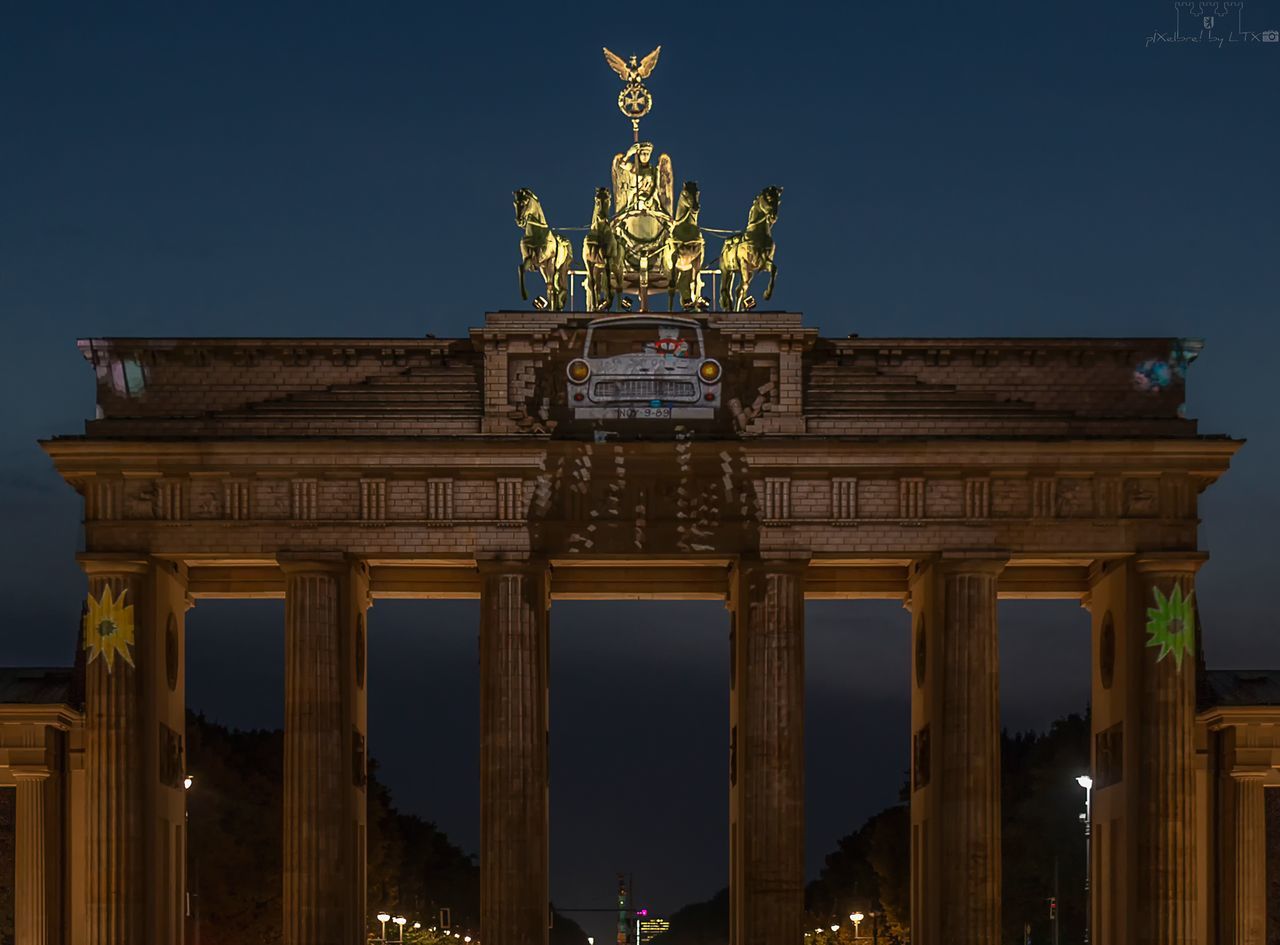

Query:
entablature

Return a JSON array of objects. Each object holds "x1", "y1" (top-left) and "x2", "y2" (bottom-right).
[{"x1": 174, "y1": 554, "x2": 1100, "y2": 603}]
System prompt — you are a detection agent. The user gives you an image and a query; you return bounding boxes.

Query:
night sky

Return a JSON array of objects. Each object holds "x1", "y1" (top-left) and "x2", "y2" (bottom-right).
[{"x1": 3, "y1": 3, "x2": 1279, "y2": 941}]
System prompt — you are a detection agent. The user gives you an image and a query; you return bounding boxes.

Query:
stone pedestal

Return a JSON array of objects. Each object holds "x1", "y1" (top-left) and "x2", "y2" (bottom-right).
[
  {"x1": 280, "y1": 555, "x2": 368, "y2": 945},
  {"x1": 479, "y1": 559, "x2": 550, "y2": 945},
  {"x1": 729, "y1": 557, "x2": 805, "y2": 945},
  {"x1": 909, "y1": 556, "x2": 1004, "y2": 945},
  {"x1": 1135, "y1": 555, "x2": 1202, "y2": 945},
  {"x1": 14, "y1": 766, "x2": 50, "y2": 945}
]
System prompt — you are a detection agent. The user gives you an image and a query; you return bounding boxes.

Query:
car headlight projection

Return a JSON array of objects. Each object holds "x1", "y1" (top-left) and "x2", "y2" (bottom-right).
[
  {"x1": 567, "y1": 359, "x2": 591, "y2": 382},
  {"x1": 699, "y1": 359, "x2": 722, "y2": 383}
]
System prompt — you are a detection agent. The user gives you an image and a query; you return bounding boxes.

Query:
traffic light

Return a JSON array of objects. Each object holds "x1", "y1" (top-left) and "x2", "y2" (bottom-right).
[{"x1": 1048, "y1": 898, "x2": 1058, "y2": 921}]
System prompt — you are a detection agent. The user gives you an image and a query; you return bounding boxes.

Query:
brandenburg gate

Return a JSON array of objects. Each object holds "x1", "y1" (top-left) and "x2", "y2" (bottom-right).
[{"x1": 40, "y1": 310, "x2": 1243, "y2": 945}]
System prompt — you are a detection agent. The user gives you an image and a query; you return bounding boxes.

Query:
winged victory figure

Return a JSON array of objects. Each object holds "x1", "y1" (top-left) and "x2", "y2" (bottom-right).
[{"x1": 611, "y1": 141, "x2": 673, "y2": 217}]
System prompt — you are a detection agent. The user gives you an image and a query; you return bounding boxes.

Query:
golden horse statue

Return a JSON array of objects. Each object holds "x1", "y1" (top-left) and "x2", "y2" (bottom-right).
[
  {"x1": 664, "y1": 181, "x2": 705, "y2": 311},
  {"x1": 582, "y1": 187, "x2": 624, "y2": 312},
  {"x1": 720, "y1": 186, "x2": 782, "y2": 312},
  {"x1": 514, "y1": 188, "x2": 573, "y2": 311}
]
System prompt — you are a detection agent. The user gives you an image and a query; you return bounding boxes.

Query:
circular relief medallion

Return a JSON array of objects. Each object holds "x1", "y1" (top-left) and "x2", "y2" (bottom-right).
[
  {"x1": 355, "y1": 615, "x2": 366, "y2": 690},
  {"x1": 618, "y1": 84, "x2": 652, "y2": 120},
  {"x1": 1099, "y1": 612, "x2": 1116, "y2": 690},
  {"x1": 915, "y1": 617, "x2": 927, "y2": 688},
  {"x1": 165, "y1": 614, "x2": 179, "y2": 692}
]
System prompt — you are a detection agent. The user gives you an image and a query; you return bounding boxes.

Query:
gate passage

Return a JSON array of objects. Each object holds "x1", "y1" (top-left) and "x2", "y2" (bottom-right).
[{"x1": 43, "y1": 304, "x2": 1244, "y2": 945}]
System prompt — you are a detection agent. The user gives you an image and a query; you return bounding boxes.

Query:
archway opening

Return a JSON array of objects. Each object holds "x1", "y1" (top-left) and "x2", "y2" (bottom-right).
[
  {"x1": 366, "y1": 599, "x2": 481, "y2": 933},
  {"x1": 805, "y1": 599, "x2": 911, "y2": 941},
  {"x1": 550, "y1": 599, "x2": 727, "y2": 945},
  {"x1": 997, "y1": 599, "x2": 1092, "y2": 945}
]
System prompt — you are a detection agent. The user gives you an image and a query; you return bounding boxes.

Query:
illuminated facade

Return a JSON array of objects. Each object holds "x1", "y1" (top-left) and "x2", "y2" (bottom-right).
[{"x1": 16, "y1": 310, "x2": 1276, "y2": 945}]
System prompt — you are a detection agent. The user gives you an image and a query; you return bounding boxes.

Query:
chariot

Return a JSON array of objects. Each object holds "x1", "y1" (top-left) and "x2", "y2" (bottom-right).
[{"x1": 514, "y1": 47, "x2": 781, "y2": 313}]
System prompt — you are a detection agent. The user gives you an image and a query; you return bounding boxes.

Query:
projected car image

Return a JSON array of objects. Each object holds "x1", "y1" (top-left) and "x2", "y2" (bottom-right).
[{"x1": 566, "y1": 316, "x2": 722, "y2": 420}]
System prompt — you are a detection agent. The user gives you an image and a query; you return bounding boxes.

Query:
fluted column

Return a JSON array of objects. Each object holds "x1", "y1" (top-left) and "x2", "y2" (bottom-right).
[
  {"x1": 80, "y1": 557, "x2": 149, "y2": 945},
  {"x1": 937, "y1": 559, "x2": 1004, "y2": 944},
  {"x1": 1229, "y1": 772, "x2": 1266, "y2": 945},
  {"x1": 479, "y1": 558, "x2": 550, "y2": 945},
  {"x1": 280, "y1": 554, "x2": 366, "y2": 945},
  {"x1": 729, "y1": 556, "x2": 805, "y2": 945},
  {"x1": 13, "y1": 766, "x2": 50, "y2": 945},
  {"x1": 1135, "y1": 555, "x2": 1202, "y2": 945}
]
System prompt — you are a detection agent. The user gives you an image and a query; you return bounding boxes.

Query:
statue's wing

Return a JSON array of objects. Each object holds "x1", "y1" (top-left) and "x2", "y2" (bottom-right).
[
  {"x1": 657, "y1": 154, "x2": 674, "y2": 213},
  {"x1": 637, "y1": 46, "x2": 661, "y2": 79},
  {"x1": 612, "y1": 153, "x2": 631, "y2": 211},
  {"x1": 602, "y1": 48, "x2": 631, "y2": 81}
]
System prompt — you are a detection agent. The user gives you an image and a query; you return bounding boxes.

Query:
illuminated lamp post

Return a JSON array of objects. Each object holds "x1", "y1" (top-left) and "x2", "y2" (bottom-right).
[
  {"x1": 184, "y1": 774, "x2": 199, "y2": 945},
  {"x1": 376, "y1": 912, "x2": 391, "y2": 943},
  {"x1": 1077, "y1": 775, "x2": 1093, "y2": 945}
]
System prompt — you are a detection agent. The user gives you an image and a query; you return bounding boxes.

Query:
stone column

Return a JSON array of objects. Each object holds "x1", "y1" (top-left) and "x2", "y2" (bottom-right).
[
  {"x1": 728, "y1": 556, "x2": 805, "y2": 945},
  {"x1": 13, "y1": 765, "x2": 50, "y2": 945},
  {"x1": 937, "y1": 559, "x2": 1004, "y2": 944},
  {"x1": 1229, "y1": 771, "x2": 1267, "y2": 945},
  {"x1": 909, "y1": 556, "x2": 1004, "y2": 945},
  {"x1": 280, "y1": 554, "x2": 367, "y2": 945},
  {"x1": 479, "y1": 559, "x2": 550, "y2": 945},
  {"x1": 80, "y1": 556, "x2": 149, "y2": 945},
  {"x1": 1134, "y1": 555, "x2": 1202, "y2": 945}
]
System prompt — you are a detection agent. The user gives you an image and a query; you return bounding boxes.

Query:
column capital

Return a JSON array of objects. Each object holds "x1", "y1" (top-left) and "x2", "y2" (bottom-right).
[
  {"x1": 277, "y1": 551, "x2": 359, "y2": 576},
  {"x1": 735, "y1": 552, "x2": 811, "y2": 575},
  {"x1": 9, "y1": 765, "x2": 51, "y2": 782},
  {"x1": 936, "y1": 552, "x2": 1009, "y2": 577},
  {"x1": 1229, "y1": 765, "x2": 1271, "y2": 782},
  {"x1": 76, "y1": 553, "x2": 150, "y2": 577},
  {"x1": 475, "y1": 554, "x2": 549, "y2": 576},
  {"x1": 1134, "y1": 551, "x2": 1208, "y2": 575}
]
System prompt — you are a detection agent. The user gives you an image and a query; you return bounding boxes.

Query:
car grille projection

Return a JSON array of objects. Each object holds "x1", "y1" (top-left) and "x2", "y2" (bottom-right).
[{"x1": 592, "y1": 378, "x2": 697, "y2": 401}]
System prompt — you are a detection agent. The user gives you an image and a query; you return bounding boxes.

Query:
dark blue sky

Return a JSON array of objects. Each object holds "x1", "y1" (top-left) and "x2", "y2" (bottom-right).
[{"x1": 3, "y1": 1, "x2": 1278, "y2": 938}]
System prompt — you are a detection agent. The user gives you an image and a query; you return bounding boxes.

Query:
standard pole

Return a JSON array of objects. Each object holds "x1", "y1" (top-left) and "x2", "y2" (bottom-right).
[
  {"x1": 1053, "y1": 857, "x2": 1060, "y2": 945},
  {"x1": 1083, "y1": 785, "x2": 1091, "y2": 945}
]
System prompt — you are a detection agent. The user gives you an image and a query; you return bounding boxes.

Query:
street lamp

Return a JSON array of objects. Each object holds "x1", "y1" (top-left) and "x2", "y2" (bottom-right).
[
  {"x1": 1077, "y1": 775, "x2": 1093, "y2": 945},
  {"x1": 376, "y1": 912, "x2": 391, "y2": 943},
  {"x1": 850, "y1": 913, "x2": 864, "y2": 938}
]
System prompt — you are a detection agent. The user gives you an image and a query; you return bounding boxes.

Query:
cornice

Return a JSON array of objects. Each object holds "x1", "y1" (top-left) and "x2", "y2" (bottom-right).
[{"x1": 0, "y1": 705, "x2": 82, "y2": 729}]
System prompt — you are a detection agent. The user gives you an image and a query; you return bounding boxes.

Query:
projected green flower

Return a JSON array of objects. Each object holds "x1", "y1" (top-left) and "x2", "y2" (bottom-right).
[{"x1": 1145, "y1": 584, "x2": 1196, "y2": 670}]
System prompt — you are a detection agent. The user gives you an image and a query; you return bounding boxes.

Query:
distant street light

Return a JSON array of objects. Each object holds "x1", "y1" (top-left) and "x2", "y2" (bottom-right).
[
  {"x1": 1077, "y1": 775, "x2": 1094, "y2": 944},
  {"x1": 850, "y1": 913, "x2": 864, "y2": 938},
  {"x1": 183, "y1": 774, "x2": 194, "y2": 790}
]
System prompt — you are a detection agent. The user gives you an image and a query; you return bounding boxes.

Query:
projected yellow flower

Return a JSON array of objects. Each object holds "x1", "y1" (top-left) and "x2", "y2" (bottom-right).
[{"x1": 84, "y1": 586, "x2": 136, "y2": 671}]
